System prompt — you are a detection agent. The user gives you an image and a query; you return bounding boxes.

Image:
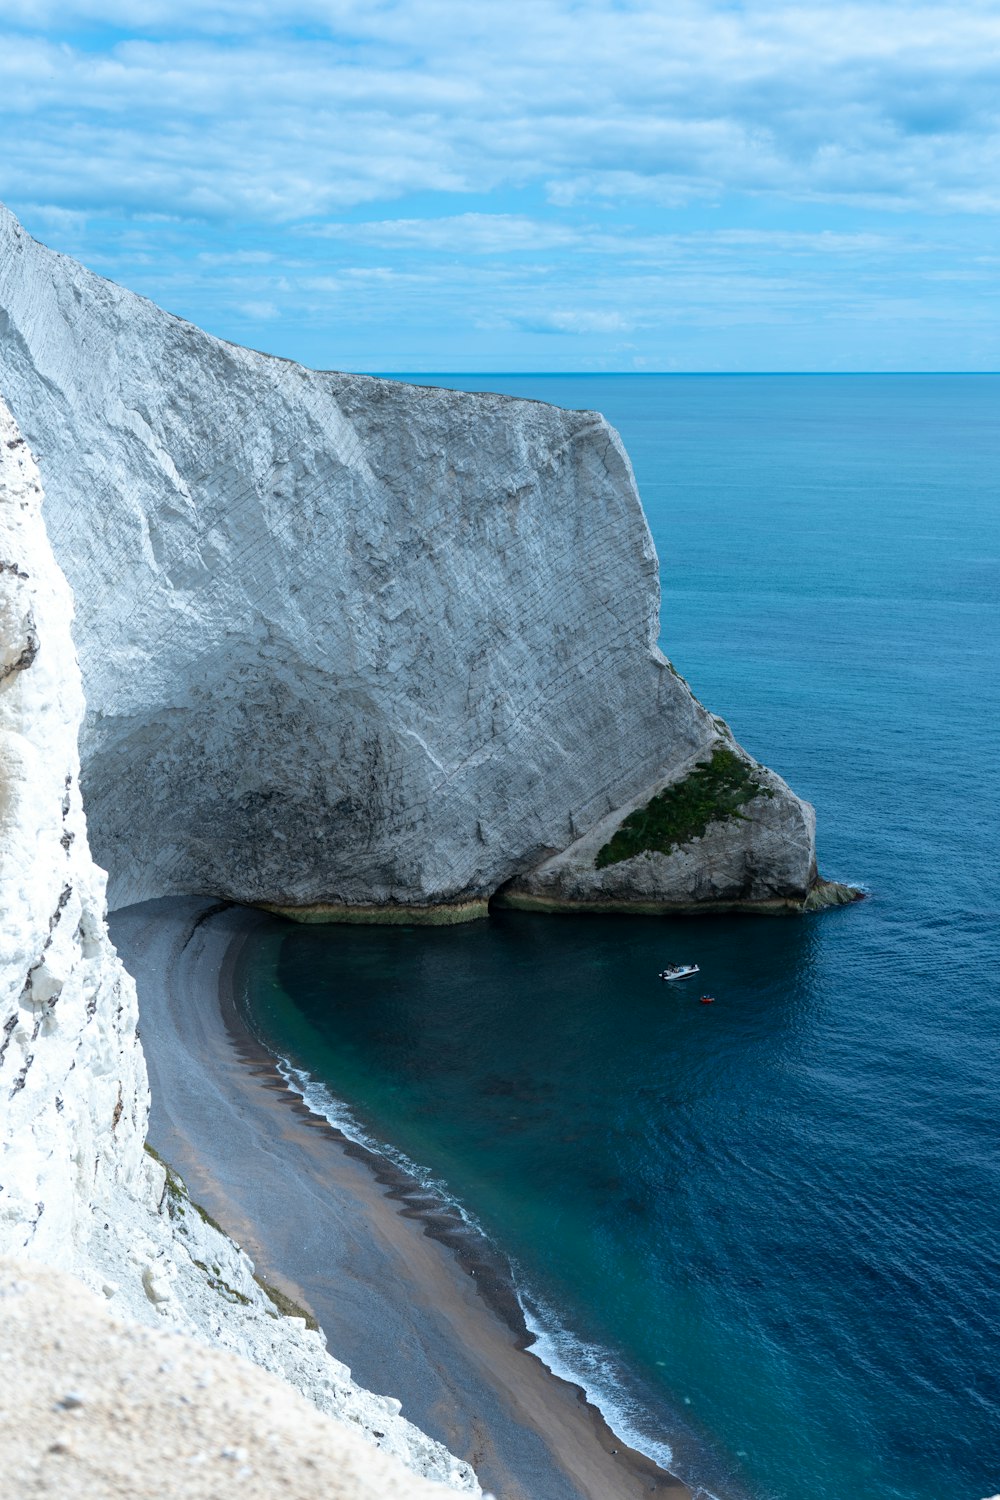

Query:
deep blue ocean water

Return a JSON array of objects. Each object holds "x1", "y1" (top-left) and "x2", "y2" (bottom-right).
[{"x1": 239, "y1": 376, "x2": 1000, "y2": 1500}]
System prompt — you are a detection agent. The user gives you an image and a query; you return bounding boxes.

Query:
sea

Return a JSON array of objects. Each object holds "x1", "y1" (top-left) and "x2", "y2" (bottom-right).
[{"x1": 236, "y1": 375, "x2": 1000, "y2": 1500}]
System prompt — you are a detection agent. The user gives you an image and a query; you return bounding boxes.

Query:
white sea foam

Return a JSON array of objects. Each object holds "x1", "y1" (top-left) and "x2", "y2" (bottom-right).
[
  {"x1": 516, "y1": 1293, "x2": 726, "y2": 1498},
  {"x1": 273, "y1": 1051, "x2": 724, "y2": 1497},
  {"x1": 515, "y1": 1283, "x2": 679, "y2": 1471},
  {"x1": 275, "y1": 1057, "x2": 486, "y2": 1235}
]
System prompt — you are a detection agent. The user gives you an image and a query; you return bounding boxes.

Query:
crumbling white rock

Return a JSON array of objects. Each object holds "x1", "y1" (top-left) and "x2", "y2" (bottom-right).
[
  {"x1": 0, "y1": 396, "x2": 148, "y2": 1267},
  {"x1": 0, "y1": 1258, "x2": 466, "y2": 1500}
]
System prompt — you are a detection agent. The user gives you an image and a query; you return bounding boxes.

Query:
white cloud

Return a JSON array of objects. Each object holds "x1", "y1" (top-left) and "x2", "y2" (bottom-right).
[
  {"x1": 11, "y1": 201, "x2": 88, "y2": 232},
  {"x1": 236, "y1": 298, "x2": 279, "y2": 319},
  {"x1": 1, "y1": 2, "x2": 997, "y2": 368},
  {"x1": 198, "y1": 248, "x2": 276, "y2": 264},
  {"x1": 516, "y1": 309, "x2": 633, "y2": 335},
  {"x1": 304, "y1": 214, "x2": 579, "y2": 253},
  {"x1": 303, "y1": 217, "x2": 921, "y2": 271},
  {"x1": 1, "y1": 3, "x2": 999, "y2": 220}
]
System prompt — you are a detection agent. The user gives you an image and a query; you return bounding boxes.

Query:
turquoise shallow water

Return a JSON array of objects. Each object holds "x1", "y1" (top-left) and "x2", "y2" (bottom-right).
[{"x1": 239, "y1": 376, "x2": 1000, "y2": 1500}]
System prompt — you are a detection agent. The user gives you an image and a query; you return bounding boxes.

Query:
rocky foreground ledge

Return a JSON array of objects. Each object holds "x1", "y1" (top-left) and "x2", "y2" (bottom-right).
[
  {"x1": 0, "y1": 1259, "x2": 460, "y2": 1500},
  {"x1": 0, "y1": 201, "x2": 855, "y2": 919}
]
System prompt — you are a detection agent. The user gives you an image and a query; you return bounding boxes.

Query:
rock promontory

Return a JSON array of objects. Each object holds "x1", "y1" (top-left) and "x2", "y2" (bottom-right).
[{"x1": 0, "y1": 201, "x2": 845, "y2": 916}]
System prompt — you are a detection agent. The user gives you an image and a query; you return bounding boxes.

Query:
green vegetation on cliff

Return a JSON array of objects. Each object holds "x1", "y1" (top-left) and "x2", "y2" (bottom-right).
[{"x1": 595, "y1": 747, "x2": 774, "y2": 869}]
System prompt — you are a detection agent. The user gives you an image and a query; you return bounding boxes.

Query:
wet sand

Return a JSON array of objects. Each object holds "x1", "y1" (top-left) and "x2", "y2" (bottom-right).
[{"x1": 110, "y1": 897, "x2": 692, "y2": 1500}]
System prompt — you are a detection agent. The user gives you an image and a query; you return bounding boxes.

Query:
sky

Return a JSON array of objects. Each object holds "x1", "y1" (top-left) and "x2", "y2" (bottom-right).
[{"x1": 1, "y1": 0, "x2": 999, "y2": 372}]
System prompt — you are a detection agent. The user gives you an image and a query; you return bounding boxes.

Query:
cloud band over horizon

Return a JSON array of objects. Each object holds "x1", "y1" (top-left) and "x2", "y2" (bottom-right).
[{"x1": 2, "y1": 0, "x2": 998, "y2": 370}]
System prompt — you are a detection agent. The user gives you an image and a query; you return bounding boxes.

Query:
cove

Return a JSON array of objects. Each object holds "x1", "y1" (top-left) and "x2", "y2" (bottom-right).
[{"x1": 240, "y1": 375, "x2": 1000, "y2": 1500}]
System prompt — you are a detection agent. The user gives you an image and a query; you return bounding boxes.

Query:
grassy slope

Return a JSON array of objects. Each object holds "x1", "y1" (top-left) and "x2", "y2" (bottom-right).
[{"x1": 595, "y1": 747, "x2": 774, "y2": 869}]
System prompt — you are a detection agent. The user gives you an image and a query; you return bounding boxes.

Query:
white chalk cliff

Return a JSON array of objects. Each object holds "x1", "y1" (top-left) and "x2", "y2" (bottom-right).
[
  {"x1": 0, "y1": 201, "x2": 845, "y2": 918},
  {"x1": 0, "y1": 399, "x2": 478, "y2": 1494},
  {"x1": 0, "y1": 397, "x2": 147, "y2": 1259},
  {"x1": 0, "y1": 202, "x2": 854, "y2": 1496}
]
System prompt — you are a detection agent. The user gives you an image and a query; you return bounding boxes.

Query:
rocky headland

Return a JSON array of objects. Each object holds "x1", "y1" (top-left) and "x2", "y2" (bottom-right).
[
  {"x1": 0, "y1": 201, "x2": 853, "y2": 921},
  {"x1": 0, "y1": 202, "x2": 855, "y2": 1498}
]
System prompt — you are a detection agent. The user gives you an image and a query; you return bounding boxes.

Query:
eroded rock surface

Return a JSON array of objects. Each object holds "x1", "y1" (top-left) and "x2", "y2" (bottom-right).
[
  {"x1": 0, "y1": 201, "x2": 826, "y2": 915},
  {"x1": 499, "y1": 733, "x2": 821, "y2": 914},
  {"x1": 0, "y1": 1259, "x2": 464, "y2": 1500},
  {"x1": 0, "y1": 396, "x2": 147, "y2": 1262}
]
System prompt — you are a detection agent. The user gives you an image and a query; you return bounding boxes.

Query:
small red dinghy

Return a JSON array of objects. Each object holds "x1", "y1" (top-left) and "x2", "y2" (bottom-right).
[{"x1": 699, "y1": 995, "x2": 715, "y2": 1004}]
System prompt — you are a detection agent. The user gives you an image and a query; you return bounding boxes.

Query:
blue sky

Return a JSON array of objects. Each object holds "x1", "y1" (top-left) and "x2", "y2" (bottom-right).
[{"x1": 2, "y1": 0, "x2": 999, "y2": 371}]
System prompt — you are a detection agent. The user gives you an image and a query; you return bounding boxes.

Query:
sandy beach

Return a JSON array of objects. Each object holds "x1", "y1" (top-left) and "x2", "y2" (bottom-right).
[{"x1": 110, "y1": 898, "x2": 691, "y2": 1500}]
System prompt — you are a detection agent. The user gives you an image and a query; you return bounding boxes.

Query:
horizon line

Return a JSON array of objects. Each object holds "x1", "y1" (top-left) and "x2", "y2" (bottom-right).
[{"x1": 369, "y1": 369, "x2": 1000, "y2": 378}]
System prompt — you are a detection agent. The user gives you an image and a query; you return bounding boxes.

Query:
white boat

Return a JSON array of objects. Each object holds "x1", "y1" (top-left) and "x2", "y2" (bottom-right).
[{"x1": 658, "y1": 963, "x2": 700, "y2": 982}]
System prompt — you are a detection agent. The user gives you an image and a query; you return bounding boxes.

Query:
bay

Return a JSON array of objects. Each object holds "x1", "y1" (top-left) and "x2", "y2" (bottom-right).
[{"x1": 239, "y1": 375, "x2": 1000, "y2": 1500}]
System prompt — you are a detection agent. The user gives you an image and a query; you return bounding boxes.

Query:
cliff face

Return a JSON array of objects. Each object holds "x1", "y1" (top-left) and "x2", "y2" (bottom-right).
[
  {"x1": 0, "y1": 397, "x2": 148, "y2": 1261},
  {"x1": 0, "y1": 201, "x2": 823, "y2": 916},
  {"x1": 0, "y1": 398, "x2": 478, "y2": 1494},
  {"x1": 500, "y1": 739, "x2": 819, "y2": 914}
]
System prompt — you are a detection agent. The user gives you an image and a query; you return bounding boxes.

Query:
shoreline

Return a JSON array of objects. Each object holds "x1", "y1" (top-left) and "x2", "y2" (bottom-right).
[
  {"x1": 110, "y1": 896, "x2": 695, "y2": 1500},
  {"x1": 256, "y1": 873, "x2": 863, "y2": 927}
]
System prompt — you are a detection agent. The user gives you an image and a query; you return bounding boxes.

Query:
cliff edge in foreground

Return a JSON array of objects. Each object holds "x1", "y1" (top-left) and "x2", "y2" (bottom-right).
[
  {"x1": 0, "y1": 1259, "x2": 461, "y2": 1500},
  {"x1": 0, "y1": 202, "x2": 851, "y2": 918}
]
